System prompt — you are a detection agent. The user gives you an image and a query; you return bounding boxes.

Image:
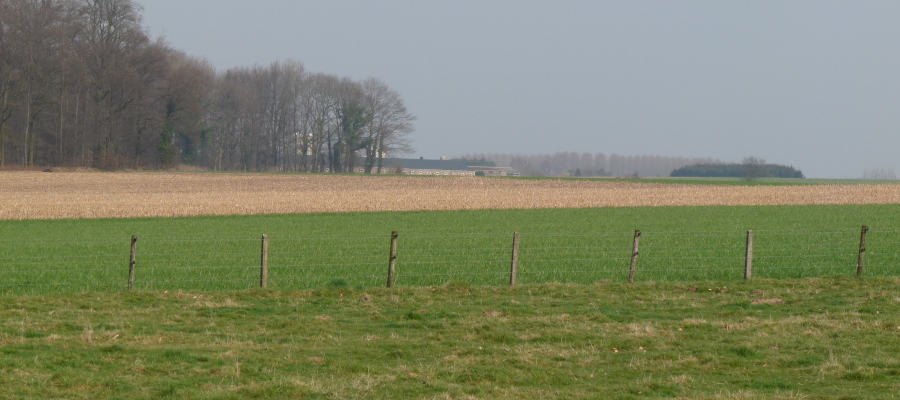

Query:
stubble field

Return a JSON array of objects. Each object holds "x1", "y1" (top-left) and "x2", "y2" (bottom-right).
[{"x1": 2, "y1": 171, "x2": 900, "y2": 220}]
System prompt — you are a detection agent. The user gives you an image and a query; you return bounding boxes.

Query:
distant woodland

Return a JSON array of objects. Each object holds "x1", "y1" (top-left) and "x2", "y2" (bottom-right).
[
  {"x1": 460, "y1": 152, "x2": 723, "y2": 177},
  {"x1": 670, "y1": 163, "x2": 804, "y2": 179},
  {"x1": 0, "y1": 0, "x2": 415, "y2": 172}
]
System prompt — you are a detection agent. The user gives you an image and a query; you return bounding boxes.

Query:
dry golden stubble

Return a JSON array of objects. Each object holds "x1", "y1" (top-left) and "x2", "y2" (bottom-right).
[{"x1": 2, "y1": 171, "x2": 900, "y2": 220}]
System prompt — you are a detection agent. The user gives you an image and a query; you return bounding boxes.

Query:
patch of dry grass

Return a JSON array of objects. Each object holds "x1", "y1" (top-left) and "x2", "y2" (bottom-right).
[{"x1": 2, "y1": 172, "x2": 900, "y2": 220}]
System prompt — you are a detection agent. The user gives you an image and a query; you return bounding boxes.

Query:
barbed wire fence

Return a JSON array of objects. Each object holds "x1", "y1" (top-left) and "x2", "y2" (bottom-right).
[{"x1": 0, "y1": 226, "x2": 897, "y2": 295}]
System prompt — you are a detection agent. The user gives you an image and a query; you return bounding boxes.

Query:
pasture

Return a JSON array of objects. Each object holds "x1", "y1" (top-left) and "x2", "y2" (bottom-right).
[
  {"x1": 2, "y1": 278, "x2": 900, "y2": 399},
  {"x1": 1, "y1": 204, "x2": 899, "y2": 295}
]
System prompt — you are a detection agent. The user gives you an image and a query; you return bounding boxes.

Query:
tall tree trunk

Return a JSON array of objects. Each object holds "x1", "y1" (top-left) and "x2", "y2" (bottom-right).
[
  {"x1": 376, "y1": 134, "x2": 385, "y2": 174},
  {"x1": 24, "y1": 91, "x2": 30, "y2": 166},
  {"x1": 73, "y1": 89, "x2": 80, "y2": 166},
  {"x1": 311, "y1": 141, "x2": 320, "y2": 173},
  {"x1": 58, "y1": 92, "x2": 64, "y2": 166},
  {"x1": 28, "y1": 108, "x2": 37, "y2": 166},
  {"x1": 0, "y1": 89, "x2": 7, "y2": 167}
]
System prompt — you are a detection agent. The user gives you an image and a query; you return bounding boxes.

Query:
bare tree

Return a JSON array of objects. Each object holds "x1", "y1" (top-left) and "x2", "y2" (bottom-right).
[
  {"x1": 6, "y1": 0, "x2": 71, "y2": 166},
  {"x1": 863, "y1": 168, "x2": 897, "y2": 180},
  {"x1": 332, "y1": 77, "x2": 369, "y2": 173},
  {"x1": 741, "y1": 156, "x2": 767, "y2": 181},
  {"x1": 277, "y1": 60, "x2": 305, "y2": 172},
  {"x1": 361, "y1": 78, "x2": 414, "y2": 173},
  {"x1": 155, "y1": 50, "x2": 215, "y2": 167},
  {"x1": 78, "y1": 0, "x2": 166, "y2": 168},
  {"x1": 0, "y1": 0, "x2": 19, "y2": 166},
  {"x1": 0, "y1": 0, "x2": 416, "y2": 172},
  {"x1": 459, "y1": 151, "x2": 723, "y2": 177},
  {"x1": 207, "y1": 67, "x2": 262, "y2": 171},
  {"x1": 303, "y1": 73, "x2": 341, "y2": 172}
]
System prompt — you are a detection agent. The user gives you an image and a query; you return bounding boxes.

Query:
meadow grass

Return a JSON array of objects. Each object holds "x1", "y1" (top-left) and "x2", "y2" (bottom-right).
[
  {"x1": 1, "y1": 277, "x2": 899, "y2": 399},
  {"x1": 1, "y1": 204, "x2": 899, "y2": 294}
]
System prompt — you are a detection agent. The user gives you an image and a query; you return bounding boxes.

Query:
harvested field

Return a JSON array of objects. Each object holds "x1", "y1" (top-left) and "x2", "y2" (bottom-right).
[{"x1": 2, "y1": 171, "x2": 900, "y2": 220}]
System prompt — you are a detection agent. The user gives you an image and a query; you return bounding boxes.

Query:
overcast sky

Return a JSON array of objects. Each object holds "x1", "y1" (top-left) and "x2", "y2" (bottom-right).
[{"x1": 138, "y1": 0, "x2": 900, "y2": 178}]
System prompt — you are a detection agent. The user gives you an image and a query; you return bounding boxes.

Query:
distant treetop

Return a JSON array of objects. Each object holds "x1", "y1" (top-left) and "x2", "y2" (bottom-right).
[{"x1": 671, "y1": 163, "x2": 804, "y2": 179}]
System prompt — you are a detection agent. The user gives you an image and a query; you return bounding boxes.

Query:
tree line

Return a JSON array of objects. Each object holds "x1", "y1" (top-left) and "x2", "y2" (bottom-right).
[
  {"x1": 0, "y1": 0, "x2": 414, "y2": 172},
  {"x1": 862, "y1": 168, "x2": 896, "y2": 180},
  {"x1": 459, "y1": 152, "x2": 723, "y2": 177},
  {"x1": 670, "y1": 162, "x2": 804, "y2": 179}
]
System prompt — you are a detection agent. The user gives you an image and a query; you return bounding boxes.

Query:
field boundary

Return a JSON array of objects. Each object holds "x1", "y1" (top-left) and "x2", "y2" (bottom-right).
[{"x1": 2, "y1": 225, "x2": 895, "y2": 295}]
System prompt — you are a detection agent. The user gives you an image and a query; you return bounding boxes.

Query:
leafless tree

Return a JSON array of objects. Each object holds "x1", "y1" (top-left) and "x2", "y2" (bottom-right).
[
  {"x1": 77, "y1": 0, "x2": 168, "y2": 168},
  {"x1": 331, "y1": 77, "x2": 368, "y2": 173},
  {"x1": 361, "y1": 78, "x2": 414, "y2": 173},
  {"x1": 5, "y1": 0, "x2": 69, "y2": 165},
  {"x1": 277, "y1": 60, "x2": 305, "y2": 172},
  {"x1": 863, "y1": 168, "x2": 897, "y2": 180},
  {"x1": 302, "y1": 73, "x2": 340, "y2": 172},
  {"x1": 460, "y1": 151, "x2": 722, "y2": 177},
  {"x1": 155, "y1": 50, "x2": 215, "y2": 167},
  {"x1": 0, "y1": 0, "x2": 19, "y2": 166},
  {"x1": 741, "y1": 156, "x2": 767, "y2": 181},
  {"x1": 0, "y1": 0, "x2": 416, "y2": 172}
]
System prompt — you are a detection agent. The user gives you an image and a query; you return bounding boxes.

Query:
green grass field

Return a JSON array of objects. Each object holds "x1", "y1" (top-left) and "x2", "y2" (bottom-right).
[
  {"x1": 2, "y1": 277, "x2": 899, "y2": 399},
  {"x1": 2, "y1": 204, "x2": 899, "y2": 294}
]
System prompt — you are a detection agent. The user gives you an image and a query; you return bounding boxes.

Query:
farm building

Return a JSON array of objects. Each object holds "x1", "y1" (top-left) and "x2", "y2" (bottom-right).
[
  {"x1": 467, "y1": 166, "x2": 518, "y2": 176},
  {"x1": 358, "y1": 158, "x2": 478, "y2": 176}
]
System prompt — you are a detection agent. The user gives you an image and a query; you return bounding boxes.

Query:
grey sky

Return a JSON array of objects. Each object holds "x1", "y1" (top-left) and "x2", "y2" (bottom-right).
[{"x1": 138, "y1": 0, "x2": 900, "y2": 178}]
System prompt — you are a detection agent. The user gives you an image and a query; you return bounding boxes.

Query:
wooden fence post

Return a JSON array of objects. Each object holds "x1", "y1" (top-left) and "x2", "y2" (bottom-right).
[
  {"x1": 857, "y1": 226, "x2": 868, "y2": 277},
  {"x1": 744, "y1": 230, "x2": 753, "y2": 280},
  {"x1": 128, "y1": 235, "x2": 137, "y2": 290},
  {"x1": 387, "y1": 231, "x2": 398, "y2": 288},
  {"x1": 628, "y1": 230, "x2": 641, "y2": 284},
  {"x1": 260, "y1": 234, "x2": 269, "y2": 288},
  {"x1": 510, "y1": 232, "x2": 520, "y2": 285}
]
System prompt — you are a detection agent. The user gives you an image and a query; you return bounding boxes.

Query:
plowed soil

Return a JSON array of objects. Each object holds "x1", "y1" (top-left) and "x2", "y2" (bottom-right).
[{"x1": 2, "y1": 172, "x2": 899, "y2": 220}]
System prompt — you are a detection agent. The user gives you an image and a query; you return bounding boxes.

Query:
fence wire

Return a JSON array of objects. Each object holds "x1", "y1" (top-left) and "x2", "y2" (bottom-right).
[{"x1": 0, "y1": 228, "x2": 896, "y2": 295}]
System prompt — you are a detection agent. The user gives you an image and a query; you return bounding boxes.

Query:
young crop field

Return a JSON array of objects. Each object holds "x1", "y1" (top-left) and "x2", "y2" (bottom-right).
[
  {"x1": 2, "y1": 277, "x2": 900, "y2": 399},
  {"x1": 2, "y1": 171, "x2": 900, "y2": 220},
  {"x1": 1, "y1": 205, "x2": 899, "y2": 295}
]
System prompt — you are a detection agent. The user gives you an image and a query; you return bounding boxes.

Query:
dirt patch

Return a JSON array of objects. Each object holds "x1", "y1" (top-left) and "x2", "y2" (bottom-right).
[{"x1": 306, "y1": 357, "x2": 325, "y2": 365}]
